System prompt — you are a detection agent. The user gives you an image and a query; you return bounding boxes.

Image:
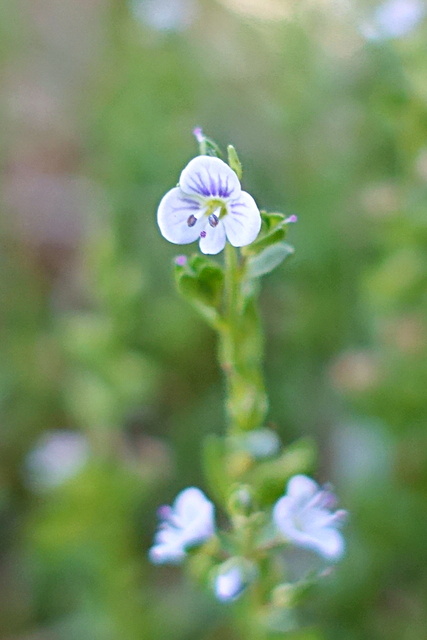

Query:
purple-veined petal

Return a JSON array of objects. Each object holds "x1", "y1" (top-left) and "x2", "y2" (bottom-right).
[
  {"x1": 180, "y1": 156, "x2": 241, "y2": 200},
  {"x1": 199, "y1": 221, "x2": 227, "y2": 255},
  {"x1": 157, "y1": 187, "x2": 205, "y2": 244},
  {"x1": 223, "y1": 191, "x2": 261, "y2": 247}
]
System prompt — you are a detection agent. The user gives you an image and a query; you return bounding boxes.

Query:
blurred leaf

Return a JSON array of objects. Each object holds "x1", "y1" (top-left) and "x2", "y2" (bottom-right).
[{"x1": 246, "y1": 243, "x2": 294, "y2": 279}]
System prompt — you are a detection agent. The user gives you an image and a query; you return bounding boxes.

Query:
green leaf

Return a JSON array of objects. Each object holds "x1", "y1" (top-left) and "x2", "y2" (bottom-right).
[
  {"x1": 261, "y1": 211, "x2": 287, "y2": 230},
  {"x1": 246, "y1": 242, "x2": 294, "y2": 278},
  {"x1": 174, "y1": 257, "x2": 224, "y2": 308}
]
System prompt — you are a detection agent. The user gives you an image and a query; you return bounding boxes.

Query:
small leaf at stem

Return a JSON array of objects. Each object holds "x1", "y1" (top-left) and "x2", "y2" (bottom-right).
[{"x1": 246, "y1": 242, "x2": 294, "y2": 278}]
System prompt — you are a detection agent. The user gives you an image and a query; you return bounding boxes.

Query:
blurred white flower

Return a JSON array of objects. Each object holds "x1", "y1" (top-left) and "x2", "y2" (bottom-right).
[
  {"x1": 273, "y1": 475, "x2": 347, "y2": 561},
  {"x1": 149, "y1": 487, "x2": 215, "y2": 564},
  {"x1": 215, "y1": 565, "x2": 245, "y2": 602},
  {"x1": 361, "y1": 0, "x2": 425, "y2": 40},
  {"x1": 131, "y1": 0, "x2": 197, "y2": 32},
  {"x1": 25, "y1": 430, "x2": 89, "y2": 492},
  {"x1": 157, "y1": 155, "x2": 261, "y2": 255}
]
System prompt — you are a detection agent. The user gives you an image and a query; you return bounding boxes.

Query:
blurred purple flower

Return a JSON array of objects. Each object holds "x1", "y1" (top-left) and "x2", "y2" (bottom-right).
[
  {"x1": 273, "y1": 475, "x2": 347, "y2": 561},
  {"x1": 157, "y1": 155, "x2": 261, "y2": 255},
  {"x1": 149, "y1": 487, "x2": 215, "y2": 564}
]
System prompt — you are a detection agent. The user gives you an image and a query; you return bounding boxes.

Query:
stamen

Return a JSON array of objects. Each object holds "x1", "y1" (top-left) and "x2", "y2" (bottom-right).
[
  {"x1": 187, "y1": 214, "x2": 197, "y2": 227},
  {"x1": 208, "y1": 213, "x2": 219, "y2": 227},
  {"x1": 200, "y1": 230, "x2": 207, "y2": 238},
  {"x1": 285, "y1": 215, "x2": 298, "y2": 224},
  {"x1": 174, "y1": 255, "x2": 187, "y2": 267}
]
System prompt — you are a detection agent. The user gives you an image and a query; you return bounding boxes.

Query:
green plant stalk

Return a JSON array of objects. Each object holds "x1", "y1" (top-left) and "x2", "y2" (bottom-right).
[{"x1": 218, "y1": 243, "x2": 269, "y2": 433}]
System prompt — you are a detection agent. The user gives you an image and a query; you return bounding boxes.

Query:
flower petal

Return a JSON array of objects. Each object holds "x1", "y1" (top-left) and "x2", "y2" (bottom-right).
[
  {"x1": 215, "y1": 567, "x2": 244, "y2": 602},
  {"x1": 174, "y1": 487, "x2": 212, "y2": 525},
  {"x1": 199, "y1": 222, "x2": 227, "y2": 255},
  {"x1": 286, "y1": 475, "x2": 319, "y2": 500},
  {"x1": 306, "y1": 527, "x2": 345, "y2": 560},
  {"x1": 149, "y1": 542, "x2": 186, "y2": 565},
  {"x1": 223, "y1": 191, "x2": 261, "y2": 247},
  {"x1": 157, "y1": 187, "x2": 205, "y2": 244},
  {"x1": 173, "y1": 487, "x2": 215, "y2": 547},
  {"x1": 180, "y1": 156, "x2": 241, "y2": 199}
]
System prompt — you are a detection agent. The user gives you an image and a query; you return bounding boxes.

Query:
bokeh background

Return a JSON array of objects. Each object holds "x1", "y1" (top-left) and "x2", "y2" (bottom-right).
[{"x1": 1, "y1": 0, "x2": 427, "y2": 638}]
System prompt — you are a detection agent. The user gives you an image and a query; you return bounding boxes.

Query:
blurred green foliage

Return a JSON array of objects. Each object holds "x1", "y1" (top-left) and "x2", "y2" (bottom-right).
[{"x1": 0, "y1": 0, "x2": 426, "y2": 638}]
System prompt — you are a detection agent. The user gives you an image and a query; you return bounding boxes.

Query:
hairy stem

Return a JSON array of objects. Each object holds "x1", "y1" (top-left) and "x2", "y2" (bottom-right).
[{"x1": 218, "y1": 243, "x2": 268, "y2": 434}]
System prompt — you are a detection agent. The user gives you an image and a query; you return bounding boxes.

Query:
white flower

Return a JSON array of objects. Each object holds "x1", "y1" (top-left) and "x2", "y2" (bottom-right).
[
  {"x1": 157, "y1": 155, "x2": 262, "y2": 255},
  {"x1": 273, "y1": 475, "x2": 347, "y2": 561},
  {"x1": 214, "y1": 566, "x2": 245, "y2": 603},
  {"x1": 149, "y1": 487, "x2": 215, "y2": 564},
  {"x1": 360, "y1": 0, "x2": 424, "y2": 40},
  {"x1": 24, "y1": 430, "x2": 89, "y2": 492}
]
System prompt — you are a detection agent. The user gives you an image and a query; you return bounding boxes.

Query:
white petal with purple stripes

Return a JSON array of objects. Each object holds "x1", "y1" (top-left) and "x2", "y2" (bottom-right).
[
  {"x1": 180, "y1": 156, "x2": 241, "y2": 200},
  {"x1": 223, "y1": 191, "x2": 262, "y2": 247},
  {"x1": 157, "y1": 187, "x2": 205, "y2": 244}
]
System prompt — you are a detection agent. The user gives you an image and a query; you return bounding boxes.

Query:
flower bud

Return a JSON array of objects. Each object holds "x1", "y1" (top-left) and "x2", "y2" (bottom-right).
[
  {"x1": 271, "y1": 583, "x2": 297, "y2": 609},
  {"x1": 227, "y1": 144, "x2": 243, "y2": 179},
  {"x1": 227, "y1": 484, "x2": 254, "y2": 516},
  {"x1": 213, "y1": 557, "x2": 257, "y2": 603}
]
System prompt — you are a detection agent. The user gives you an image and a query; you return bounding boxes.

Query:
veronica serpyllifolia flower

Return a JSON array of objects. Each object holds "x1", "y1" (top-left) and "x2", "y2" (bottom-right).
[
  {"x1": 149, "y1": 487, "x2": 215, "y2": 564},
  {"x1": 273, "y1": 475, "x2": 347, "y2": 561},
  {"x1": 157, "y1": 155, "x2": 262, "y2": 255}
]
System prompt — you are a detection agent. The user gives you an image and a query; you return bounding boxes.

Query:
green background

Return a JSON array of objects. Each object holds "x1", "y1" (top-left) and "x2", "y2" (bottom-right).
[{"x1": 1, "y1": 0, "x2": 426, "y2": 638}]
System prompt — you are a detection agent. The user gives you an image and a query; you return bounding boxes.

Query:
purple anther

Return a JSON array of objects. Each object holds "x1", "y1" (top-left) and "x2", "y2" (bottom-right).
[
  {"x1": 187, "y1": 214, "x2": 197, "y2": 227},
  {"x1": 208, "y1": 213, "x2": 219, "y2": 227},
  {"x1": 193, "y1": 127, "x2": 204, "y2": 143},
  {"x1": 200, "y1": 230, "x2": 207, "y2": 238},
  {"x1": 174, "y1": 255, "x2": 187, "y2": 267},
  {"x1": 285, "y1": 215, "x2": 298, "y2": 223}
]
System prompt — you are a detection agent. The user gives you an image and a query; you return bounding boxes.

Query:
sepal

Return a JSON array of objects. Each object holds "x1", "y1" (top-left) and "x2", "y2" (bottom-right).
[
  {"x1": 194, "y1": 128, "x2": 223, "y2": 157},
  {"x1": 227, "y1": 145, "x2": 243, "y2": 179}
]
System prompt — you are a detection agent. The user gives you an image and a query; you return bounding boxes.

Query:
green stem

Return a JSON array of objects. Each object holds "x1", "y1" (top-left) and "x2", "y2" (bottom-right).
[{"x1": 219, "y1": 243, "x2": 269, "y2": 434}]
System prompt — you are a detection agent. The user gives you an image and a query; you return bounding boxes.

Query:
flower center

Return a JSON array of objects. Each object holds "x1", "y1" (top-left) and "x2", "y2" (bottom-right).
[{"x1": 206, "y1": 201, "x2": 227, "y2": 219}]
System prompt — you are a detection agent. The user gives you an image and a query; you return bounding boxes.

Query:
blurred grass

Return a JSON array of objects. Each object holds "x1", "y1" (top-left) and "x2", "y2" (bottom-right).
[{"x1": 1, "y1": 0, "x2": 426, "y2": 638}]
